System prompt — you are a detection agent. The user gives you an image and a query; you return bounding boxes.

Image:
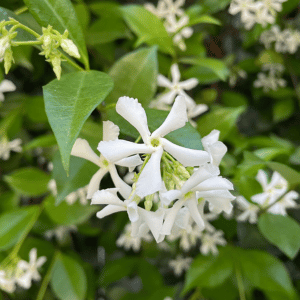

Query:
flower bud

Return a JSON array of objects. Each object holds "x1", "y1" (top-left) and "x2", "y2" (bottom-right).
[
  {"x1": 0, "y1": 36, "x2": 10, "y2": 61},
  {"x1": 61, "y1": 38, "x2": 80, "y2": 59},
  {"x1": 4, "y1": 47, "x2": 13, "y2": 74},
  {"x1": 50, "y1": 56, "x2": 62, "y2": 80}
]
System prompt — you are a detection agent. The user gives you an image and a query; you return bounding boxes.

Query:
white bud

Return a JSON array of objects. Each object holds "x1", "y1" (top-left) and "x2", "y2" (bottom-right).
[
  {"x1": 61, "y1": 38, "x2": 80, "y2": 59},
  {"x1": 0, "y1": 36, "x2": 10, "y2": 61}
]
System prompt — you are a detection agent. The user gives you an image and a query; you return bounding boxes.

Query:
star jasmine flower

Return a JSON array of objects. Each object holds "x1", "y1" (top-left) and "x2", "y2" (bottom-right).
[
  {"x1": 144, "y1": 1, "x2": 169, "y2": 18},
  {"x1": 200, "y1": 230, "x2": 227, "y2": 255},
  {"x1": 44, "y1": 225, "x2": 77, "y2": 243},
  {"x1": 116, "y1": 223, "x2": 152, "y2": 252},
  {"x1": 71, "y1": 120, "x2": 143, "y2": 199},
  {"x1": 169, "y1": 256, "x2": 192, "y2": 276},
  {"x1": 16, "y1": 248, "x2": 47, "y2": 289},
  {"x1": 157, "y1": 64, "x2": 199, "y2": 109},
  {"x1": 267, "y1": 191, "x2": 299, "y2": 215},
  {"x1": 236, "y1": 196, "x2": 260, "y2": 224},
  {"x1": 0, "y1": 79, "x2": 16, "y2": 101},
  {"x1": 65, "y1": 185, "x2": 89, "y2": 205},
  {"x1": 91, "y1": 188, "x2": 165, "y2": 242},
  {"x1": 97, "y1": 96, "x2": 210, "y2": 198},
  {"x1": 251, "y1": 170, "x2": 288, "y2": 207},
  {"x1": 0, "y1": 137, "x2": 22, "y2": 160},
  {"x1": 229, "y1": 0, "x2": 257, "y2": 28}
]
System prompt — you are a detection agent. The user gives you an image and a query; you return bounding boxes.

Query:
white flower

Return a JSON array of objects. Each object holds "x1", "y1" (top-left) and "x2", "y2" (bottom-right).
[
  {"x1": 169, "y1": 256, "x2": 192, "y2": 276},
  {"x1": 267, "y1": 191, "x2": 299, "y2": 215},
  {"x1": 91, "y1": 188, "x2": 165, "y2": 242},
  {"x1": 65, "y1": 185, "x2": 89, "y2": 205},
  {"x1": 61, "y1": 38, "x2": 80, "y2": 58},
  {"x1": 0, "y1": 79, "x2": 16, "y2": 101},
  {"x1": 48, "y1": 179, "x2": 58, "y2": 196},
  {"x1": 236, "y1": 196, "x2": 260, "y2": 224},
  {"x1": 116, "y1": 223, "x2": 152, "y2": 252},
  {"x1": 71, "y1": 120, "x2": 142, "y2": 199},
  {"x1": 0, "y1": 270, "x2": 16, "y2": 293},
  {"x1": 251, "y1": 170, "x2": 288, "y2": 207},
  {"x1": 16, "y1": 248, "x2": 47, "y2": 289},
  {"x1": 144, "y1": 1, "x2": 169, "y2": 19},
  {"x1": 98, "y1": 96, "x2": 209, "y2": 198},
  {"x1": 262, "y1": 0, "x2": 287, "y2": 12},
  {"x1": 200, "y1": 230, "x2": 226, "y2": 255},
  {"x1": 0, "y1": 137, "x2": 22, "y2": 160},
  {"x1": 157, "y1": 64, "x2": 198, "y2": 109},
  {"x1": 44, "y1": 225, "x2": 77, "y2": 243},
  {"x1": 229, "y1": 0, "x2": 257, "y2": 29},
  {"x1": 161, "y1": 163, "x2": 235, "y2": 235}
]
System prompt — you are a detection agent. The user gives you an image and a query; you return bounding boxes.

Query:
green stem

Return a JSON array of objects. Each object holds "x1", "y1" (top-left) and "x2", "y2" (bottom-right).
[
  {"x1": 36, "y1": 251, "x2": 59, "y2": 300},
  {"x1": 61, "y1": 53, "x2": 84, "y2": 71},
  {"x1": 135, "y1": 135, "x2": 141, "y2": 143},
  {"x1": 14, "y1": 6, "x2": 28, "y2": 15},
  {"x1": 11, "y1": 23, "x2": 40, "y2": 38},
  {"x1": 12, "y1": 40, "x2": 42, "y2": 46},
  {"x1": 259, "y1": 190, "x2": 291, "y2": 215},
  {"x1": 164, "y1": 151, "x2": 176, "y2": 163},
  {"x1": 235, "y1": 266, "x2": 246, "y2": 300}
]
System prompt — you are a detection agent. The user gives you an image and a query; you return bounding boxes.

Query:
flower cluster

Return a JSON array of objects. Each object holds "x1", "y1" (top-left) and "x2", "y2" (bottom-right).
[
  {"x1": 145, "y1": 0, "x2": 193, "y2": 51},
  {"x1": 254, "y1": 63, "x2": 286, "y2": 92},
  {"x1": 0, "y1": 248, "x2": 46, "y2": 293},
  {"x1": 236, "y1": 170, "x2": 299, "y2": 223},
  {"x1": 229, "y1": 0, "x2": 287, "y2": 30},
  {"x1": 72, "y1": 95, "x2": 234, "y2": 245},
  {"x1": 0, "y1": 136, "x2": 22, "y2": 161},
  {"x1": 260, "y1": 25, "x2": 300, "y2": 54},
  {"x1": 150, "y1": 64, "x2": 208, "y2": 127}
]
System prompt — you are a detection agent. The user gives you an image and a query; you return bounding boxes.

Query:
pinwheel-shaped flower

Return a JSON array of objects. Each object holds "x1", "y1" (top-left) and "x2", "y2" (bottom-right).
[
  {"x1": 98, "y1": 96, "x2": 210, "y2": 198},
  {"x1": 91, "y1": 188, "x2": 165, "y2": 242},
  {"x1": 71, "y1": 121, "x2": 142, "y2": 199}
]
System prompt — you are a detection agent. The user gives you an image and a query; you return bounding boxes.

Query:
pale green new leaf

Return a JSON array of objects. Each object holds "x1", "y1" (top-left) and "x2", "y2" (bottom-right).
[
  {"x1": 267, "y1": 161, "x2": 300, "y2": 186},
  {"x1": 43, "y1": 71, "x2": 113, "y2": 174}
]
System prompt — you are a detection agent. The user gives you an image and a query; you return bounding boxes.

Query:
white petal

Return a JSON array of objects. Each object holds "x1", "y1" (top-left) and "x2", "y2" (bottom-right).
[
  {"x1": 87, "y1": 168, "x2": 108, "y2": 199},
  {"x1": 256, "y1": 170, "x2": 269, "y2": 190},
  {"x1": 116, "y1": 96, "x2": 151, "y2": 143},
  {"x1": 161, "y1": 138, "x2": 210, "y2": 167},
  {"x1": 152, "y1": 95, "x2": 188, "y2": 138},
  {"x1": 115, "y1": 155, "x2": 143, "y2": 170},
  {"x1": 174, "y1": 207, "x2": 190, "y2": 229},
  {"x1": 209, "y1": 141, "x2": 227, "y2": 166},
  {"x1": 136, "y1": 147, "x2": 164, "y2": 198},
  {"x1": 207, "y1": 197, "x2": 233, "y2": 215},
  {"x1": 29, "y1": 248, "x2": 37, "y2": 262},
  {"x1": 195, "y1": 176, "x2": 234, "y2": 191},
  {"x1": 138, "y1": 207, "x2": 165, "y2": 242},
  {"x1": 17, "y1": 260, "x2": 29, "y2": 271},
  {"x1": 102, "y1": 120, "x2": 120, "y2": 141},
  {"x1": 98, "y1": 140, "x2": 152, "y2": 162},
  {"x1": 186, "y1": 198, "x2": 205, "y2": 230},
  {"x1": 251, "y1": 193, "x2": 269, "y2": 205},
  {"x1": 96, "y1": 205, "x2": 126, "y2": 218},
  {"x1": 91, "y1": 188, "x2": 124, "y2": 206},
  {"x1": 202, "y1": 130, "x2": 220, "y2": 150},
  {"x1": 108, "y1": 164, "x2": 132, "y2": 199},
  {"x1": 181, "y1": 164, "x2": 220, "y2": 194},
  {"x1": 126, "y1": 201, "x2": 139, "y2": 222},
  {"x1": 171, "y1": 64, "x2": 181, "y2": 83},
  {"x1": 71, "y1": 138, "x2": 100, "y2": 166},
  {"x1": 178, "y1": 78, "x2": 198, "y2": 90},
  {"x1": 36, "y1": 256, "x2": 47, "y2": 268},
  {"x1": 157, "y1": 74, "x2": 172, "y2": 88},
  {"x1": 157, "y1": 90, "x2": 178, "y2": 105},
  {"x1": 161, "y1": 198, "x2": 185, "y2": 235},
  {"x1": 160, "y1": 190, "x2": 182, "y2": 206},
  {"x1": 187, "y1": 104, "x2": 208, "y2": 119},
  {"x1": 0, "y1": 79, "x2": 16, "y2": 92},
  {"x1": 196, "y1": 190, "x2": 235, "y2": 200},
  {"x1": 0, "y1": 93, "x2": 4, "y2": 101}
]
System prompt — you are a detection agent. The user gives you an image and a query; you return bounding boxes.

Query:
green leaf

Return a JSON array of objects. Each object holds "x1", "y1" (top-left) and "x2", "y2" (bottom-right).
[
  {"x1": 273, "y1": 98, "x2": 294, "y2": 122},
  {"x1": 197, "y1": 105, "x2": 246, "y2": 140},
  {"x1": 189, "y1": 15, "x2": 221, "y2": 26},
  {"x1": 238, "y1": 249, "x2": 296, "y2": 298},
  {"x1": 180, "y1": 57, "x2": 230, "y2": 81},
  {"x1": 87, "y1": 2, "x2": 127, "y2": 45},
  {"x1": 121, "y1": 5, "x2": 174, "y2": 55},
  {"x1": 23, "y1": 134, "x2": 57, "y2": 151},
  {"x1": 183, "y1": 247, "x2": 234, "y2": 294},
  {"x1": 52, "y1": 152, "x2": 99, "y2": 205},
  {"x1": 105, "y1": 47, "x2": 158, "y2": 106},
  {"x1": 267, "y1": 161, "x2": 300, "y2": 186},
  {"x1": 0, "y1": 206, "x2": 39, "y2": 251},
  {"x1": 43, "y1": 71, "x2": 113, "y2": 174},
  {"x1": 237, "y1": 151, "x2": 266, "y2": 177},
  {"x1": 44, "y1": 195, "x2": 97, "y2": 225},
  {"x1": 107, "y1": 108, "x2": 203, "y2": 150},
  {"x1": 23, "y1": 0, "x2": 89, "y2": 68},
  {"x1": 4, "y1": 167, "x2": 50, "y2": 196},
  {"x1": 183, "y1": 65, "x2": 221, "y2": 84},
  {"x1": 202, "y1": 0, "x2": 231, "y2": 13},
  {"x1": 254, "y1": 147, "x2": 290, "y2": 161},
  {"x1": 258, "y1": 214, "x2": 300, "y2": 259},
  {"x1": 25, "y1": 96, "x2": 48, "y2": 123},
  {"x1": 51, "y1": 253, "x2": 87, "y2": 300}
]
